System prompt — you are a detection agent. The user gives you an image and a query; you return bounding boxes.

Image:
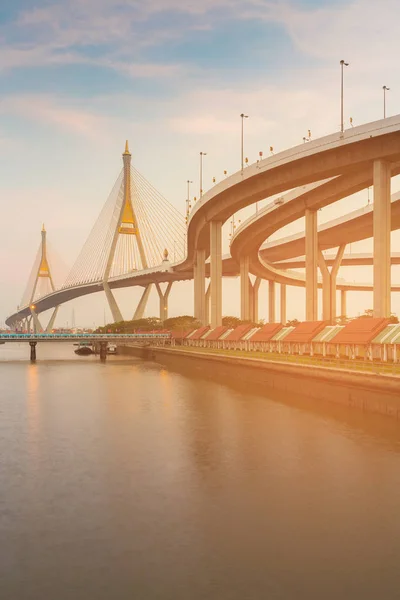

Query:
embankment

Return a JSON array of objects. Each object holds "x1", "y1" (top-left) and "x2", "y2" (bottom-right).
[{"x1": 119, "y1": 345, "x2": 400, "y2": 419}]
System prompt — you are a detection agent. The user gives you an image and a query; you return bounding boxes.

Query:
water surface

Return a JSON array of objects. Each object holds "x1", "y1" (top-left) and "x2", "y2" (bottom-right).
[{"x1": 1, "y1": 343, "x2": 400, "y2": 599}]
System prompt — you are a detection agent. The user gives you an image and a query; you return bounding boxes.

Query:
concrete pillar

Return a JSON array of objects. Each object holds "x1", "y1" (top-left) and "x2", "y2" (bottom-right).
[
  {"x1": 240, "y1": 256, "x2": 250, "y2": 321},
  {"x1": 341, "y1": 290, "x2": 347, "y2": 319},
  {"x1": 268, "y1": 281, "x2": 276, "y2": 323},
  {"x1": 210, "y1": 221, "x2": 222, "y2": 328},
  {"x1": 205, "y1": 282, "x2": 211, "y2": 325},
  {"x1": 305, "y1": 209, "x2": 318, "y2": 321},
  {"x1": 280, "y1": 284, "x2": 287, "y2": 324},
  {"x1": 29, "y1": 341, "x2": 37, "y2": 362},
  {"x1": 330, "y1": 245, "x2": 346, "y2": 322},
  {"x1": 252, "y1": 278, "x2": 261, "y2": 323},
  {"x1": 99, "y1": 341, "x2": 107, "y2": 361},
  {"x1": 318, "y1": 251, "x2": 331, "y2": 321},
  {"x1": 373, "y1": 159, "x2": 391, "y2": 317},
  {"x1": 194, "y1": 249, "x2": 206, "y2": 323},
  {"x1": 156, "y1": 282, "x2": 173, "y2": 323}
]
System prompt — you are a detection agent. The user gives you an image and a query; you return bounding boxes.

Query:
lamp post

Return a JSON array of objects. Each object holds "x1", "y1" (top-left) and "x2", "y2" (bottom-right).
[
  {"x1": 186, "y1": 179, "x2": 193, "y2": 222},
  {"x1": 340, "y1": 59, "x2": 349, "y2": 133},
  {"x1": 240, "y1": 113, "x2": 249, "y2": 171},
  {"x1": 383, "y1": 85, "x2": 390, "y2": 118},
  {"x1": 199, "y1": 152, "x2": 207, "y2": 198}
]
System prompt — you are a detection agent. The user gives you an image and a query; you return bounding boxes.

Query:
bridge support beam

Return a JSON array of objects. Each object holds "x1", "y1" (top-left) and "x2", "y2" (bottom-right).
[
  {"x1": 373, "y1": 159, "x2": 391, "y2": 317},
  {"x1": 210, "y1": 221, "x2": 222, "y2": 328},
  {"x1": 103, "y1": 282, "x2": 123, "y2": 323},
  {"x1": 305, "y1": 209, "x2": 318, "y2": 321},
  {"x1": 156, "y1": 282, "x2": 172, "y2": 323},
  {"x1": 29, "y1": 341, "x2": 37, "y2": 362},
  {"x1": 46, "y1": 306, "x2": 59, "y2": 333},
  {"x1": 318, "y1": 245, "x2": 346, "y2": 323},
  {"x1": 194, "y1": 249, "x2": 206, "y2": 324},
  {"x1": 280, "y1": 284, "x2": 287, "y2": 325},
  {"x1": 30, "y1": 310, "x2": 43, "y2": 334},
  {"x1": 133, "y1": 284, "x2": 152, "y2": 320},
  {"x1": 269, "y1": 281, "x2": 276, "y2": 323},
  {"x1": 341, "y1": 290, "x2": 347, "y2": 320}
]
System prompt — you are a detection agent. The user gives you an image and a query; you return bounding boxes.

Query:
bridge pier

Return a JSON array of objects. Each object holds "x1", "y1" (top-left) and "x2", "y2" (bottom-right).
[
  {"x1": 99, "y1": 341, "x2": 107, "y2": 361},
  {"x1": 318, "y1": 245, "x2": 346, "y2": 323},
  {"x1": 305, "y1": 209, "x2": 318, "y2": 322},
  {"x1": 240, "y1": 256, "x2": 251, "y2": 320},
  {"x1": 210, "y1": 221, "x2": 222, "y2": 328},
  {"x1": 156, "y1": 282, "x2": 172, "y2": 323},
  {"x1": 205, "y1": 282, "x2": 211, "y2": 325},
  {"x1": 341, "y1": 289, "x2": 347, "y2": 320},
  {"x1": 269, "y1": 281, "x2": 276, "y2": 323},
  {"x1": 280, "y1": 284, "x2": 287, "y2": 324},
  {"x1": 29, "y1": 341, "x2": 37, "y2": 362},
  {"x1": 103, "y1": 282, "x2": 123, "y2": 323},
  {"x1": 373, "y1": 159, "x2": 391, "y2": 317},
  {"x1": 30, "y1": 309, "x2": 43, "y2": 334},
  {"x1": 250, "y1": 277, "x2": 261, "y2": 323},
  {"x1": 194, "y1": 249, "x2": 206, "y2": 324}
]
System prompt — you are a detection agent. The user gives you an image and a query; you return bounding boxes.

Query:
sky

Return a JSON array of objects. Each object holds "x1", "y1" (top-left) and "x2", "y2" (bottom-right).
[{"x1": 1, "y1": 0, "x2": 400, "y2": 327}]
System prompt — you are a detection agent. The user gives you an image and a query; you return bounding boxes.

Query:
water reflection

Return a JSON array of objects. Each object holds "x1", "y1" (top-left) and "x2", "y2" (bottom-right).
[{"x1": 0, "y1": 345, "x2": 399, "y2": 599}]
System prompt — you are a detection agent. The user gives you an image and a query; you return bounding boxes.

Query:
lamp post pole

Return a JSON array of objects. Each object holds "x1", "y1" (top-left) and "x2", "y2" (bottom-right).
[
  {"x1": 199, "y1": 152, "x2": 207, "y2": 198},
  {"x1": 340, "y1": 59, "x2": 349, "y2": 134},
  {"x1": 186, "y1": 179, "x2": 193, "y2": 221},
  {"x1": 240, "y1": 113, "x2": 249, "y2": 171},
  {"x1": 383, "y1": 85, "x2": 390, "y2": 119}
]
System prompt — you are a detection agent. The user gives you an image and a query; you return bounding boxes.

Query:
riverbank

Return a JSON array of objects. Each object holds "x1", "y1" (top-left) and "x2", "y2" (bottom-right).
[{"x1": 119, "y1": 345, "x2": 400, "y2": 419}]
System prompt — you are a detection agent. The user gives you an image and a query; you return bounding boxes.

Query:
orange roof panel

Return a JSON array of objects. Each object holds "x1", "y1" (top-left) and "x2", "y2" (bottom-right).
[
  {"x1": 223, "y1": 324, "x2": 254, "y2": 342},
  {"x1": 331, "y1": 317, "x2": 389, "y2": 344},
  {"x1": 285, "y1": 321, "x2": 328, "y2": 343},
  {"x1": 250, "y1": 323, "x2": 284, "y2": 342}
]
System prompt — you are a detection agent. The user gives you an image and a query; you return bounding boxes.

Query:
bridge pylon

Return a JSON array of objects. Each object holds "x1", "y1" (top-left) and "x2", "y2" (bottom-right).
[{"x1": 19, "y1": 225, "x2": 60, "y2": 332}]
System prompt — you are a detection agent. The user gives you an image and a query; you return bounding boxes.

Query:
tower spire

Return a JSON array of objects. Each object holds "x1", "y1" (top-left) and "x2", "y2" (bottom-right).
[{"x1": 123, "y1": 140, "x2": 131, "y2": 156}]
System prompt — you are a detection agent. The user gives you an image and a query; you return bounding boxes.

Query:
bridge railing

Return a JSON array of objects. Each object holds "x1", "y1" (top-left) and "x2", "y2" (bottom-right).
[{"x1": 0, "y1": 333, "x2": 171, "y2": 340}]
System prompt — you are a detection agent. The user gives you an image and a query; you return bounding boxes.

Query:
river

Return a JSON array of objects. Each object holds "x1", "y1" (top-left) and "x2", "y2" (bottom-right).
[{"x1": 1, "y1": 343, "x2": 400, "y2": 599}]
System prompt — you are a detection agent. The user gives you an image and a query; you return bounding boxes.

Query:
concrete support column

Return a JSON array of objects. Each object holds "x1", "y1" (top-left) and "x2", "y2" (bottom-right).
[
  {"x1": 210, "y1": 221, "x2": 222, "y2": 328},
  {"x1": 252, "y1": 277, "x2": 261, "y2": 323},
  {"x1": 318, "y1": 251, "x2": 331, "y2": 322},
  {"x1": 155, "y1": 282, "x2": 173, "y2": 323},
  {"x1": 373, "y1": 159, "x2": 391, "y2": 317},
  {"x1": 194, "y1": 249, "x2": 206, "y2": 323},
  {"x1": 99, "y1": 341, "x2": 107, "y2": 361},
  {"x1": 205, "y1": 282, "x2": 211, "y2": 325},
  {"x1": 330, "y1": 245, "x2": 346, "y2": 322},
  {"x1": 29, "y1": 341, "x2": 37, "y2": 362},
  {"x1": 103, "y1": 282, "x2": 123, "y2": 323},
  {"x1": 305, "y1": 209, "x2": 318, "y2": 321},
  {"x1": 133, "y1": 284, "x2": 152, "y2": 320},
  {"x1": 268, "y1": 281, "x2": 276, "y2": 323},
  {"x1": 341, "y1": 290, "x2": 347, "y2": 319},
  {"x1": 240, "y1": 256, "x2": 250, "y2": 321},
  {"x1": 280, "y1": 284, "x2": 287, "y2": 325}
]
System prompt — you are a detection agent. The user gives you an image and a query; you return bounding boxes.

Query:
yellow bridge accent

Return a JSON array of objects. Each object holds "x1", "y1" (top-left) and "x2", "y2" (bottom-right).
[{"x1": 119, "y1": 198, "x2": 138, "y2": 235}]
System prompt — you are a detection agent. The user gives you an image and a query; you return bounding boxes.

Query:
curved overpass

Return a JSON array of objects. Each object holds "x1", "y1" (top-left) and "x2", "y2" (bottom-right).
[{"x1": 6, "y1": 116, "x2": 400, "y2": 327}]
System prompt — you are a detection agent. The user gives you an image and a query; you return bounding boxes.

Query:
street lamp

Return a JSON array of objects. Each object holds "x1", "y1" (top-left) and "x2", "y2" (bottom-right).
[
  {"x1": 340, "y1": 59, "x2": 349, "y2": 134},
  {"x1": 199, "y1": 152, "x2": 207, "y2": 198},
  {"x1": 240, "y1": 113, "x2": 249, "y2": 171},
  {"x1": 383, "y1": 85, "x2": 390, "y2": 119}
]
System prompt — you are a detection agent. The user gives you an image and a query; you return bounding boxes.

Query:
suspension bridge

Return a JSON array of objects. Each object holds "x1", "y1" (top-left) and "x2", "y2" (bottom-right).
[{"x1": 5, "y1": 115, "x2": 400, "y2": 333}]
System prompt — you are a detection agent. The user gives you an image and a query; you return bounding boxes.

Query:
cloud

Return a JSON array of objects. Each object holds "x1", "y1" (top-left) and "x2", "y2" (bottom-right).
[{"x1": 0, "y1": 95, "x2": 113, "y2": 141}]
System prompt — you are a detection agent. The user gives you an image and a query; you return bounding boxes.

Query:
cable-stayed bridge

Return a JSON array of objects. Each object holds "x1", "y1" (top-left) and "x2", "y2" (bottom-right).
[{"x1": 6, "y1": 115, "x2": 400, "y2": 331}]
